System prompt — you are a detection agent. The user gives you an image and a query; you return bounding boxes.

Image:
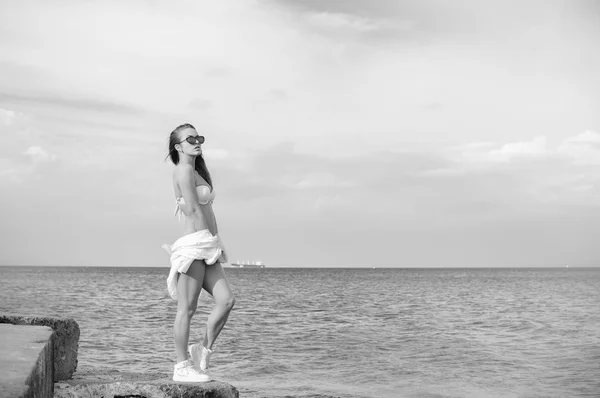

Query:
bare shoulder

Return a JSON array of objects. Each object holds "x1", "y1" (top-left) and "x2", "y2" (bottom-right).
[{"x1": 173, "y1": 163, "x2": 194, "y2": 181}]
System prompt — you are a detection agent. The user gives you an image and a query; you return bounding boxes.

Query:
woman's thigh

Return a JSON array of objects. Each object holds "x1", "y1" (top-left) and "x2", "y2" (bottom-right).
[
  {"x1": 202, "y1": 262, "x2": 234, "y2": 303},
  {"x1": 177, "y1": 259, "x2": 206, "y2": 308}
]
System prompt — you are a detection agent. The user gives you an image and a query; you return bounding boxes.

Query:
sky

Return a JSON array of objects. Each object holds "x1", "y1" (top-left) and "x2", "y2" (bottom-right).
[{"x1": 1, "y1": 0, "x2": 599, "y2": 267}]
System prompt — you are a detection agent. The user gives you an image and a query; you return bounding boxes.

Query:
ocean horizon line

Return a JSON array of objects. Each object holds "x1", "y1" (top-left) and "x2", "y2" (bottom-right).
[{"x1": 1, "y1": 264, "x2": 598, "y2": 269}]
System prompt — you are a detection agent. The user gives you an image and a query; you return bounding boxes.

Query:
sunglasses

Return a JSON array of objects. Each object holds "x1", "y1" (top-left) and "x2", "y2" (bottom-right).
[{"x1": 178, "y1": 135, "x2": 205, "y2": 145}]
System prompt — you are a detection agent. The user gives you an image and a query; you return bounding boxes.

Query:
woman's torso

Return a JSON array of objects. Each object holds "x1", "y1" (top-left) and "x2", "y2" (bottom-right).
[{"x1": 172, "y1": 169, "x2": 216, "y2": 235}]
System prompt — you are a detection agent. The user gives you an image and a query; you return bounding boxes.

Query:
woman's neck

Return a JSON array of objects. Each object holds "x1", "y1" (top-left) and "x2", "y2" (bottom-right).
[{"x1": 180, "y1": 154, "x2": 196, "y2": 168}]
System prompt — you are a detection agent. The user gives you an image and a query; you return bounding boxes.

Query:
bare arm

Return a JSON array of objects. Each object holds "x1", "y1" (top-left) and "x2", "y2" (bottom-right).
[{"x1": 175, "y1": 164, "x2": 218, "y2": 236}]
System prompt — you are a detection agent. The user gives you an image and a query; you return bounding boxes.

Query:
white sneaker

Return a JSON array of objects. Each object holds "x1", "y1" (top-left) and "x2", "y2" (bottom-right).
[
  {"x1": 188, "y1": 343, "x2": 213, "y2": 371},
  {"x1": 173, "y1": 359, "x2": 211, "y2": 383}
]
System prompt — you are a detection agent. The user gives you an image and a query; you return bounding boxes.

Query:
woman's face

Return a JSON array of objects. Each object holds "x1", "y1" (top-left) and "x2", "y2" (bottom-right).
[{"x1": 177, "y1": 127, "x2": 204, "y2": 157}]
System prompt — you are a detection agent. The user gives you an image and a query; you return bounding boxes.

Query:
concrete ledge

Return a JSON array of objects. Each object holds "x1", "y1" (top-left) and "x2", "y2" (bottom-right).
[
  {"x1": 54, "y1": 368, "x2": 239, "y2": 398},
  {"x1": 0, "y1": 324, "x2": 54, "y2": 398},
  {"x1": 0, "y1": 315, "x2": 80, "y2": 381},
  {"x1": 0, "y1": 316, "x2": 239, "y2": 397}
]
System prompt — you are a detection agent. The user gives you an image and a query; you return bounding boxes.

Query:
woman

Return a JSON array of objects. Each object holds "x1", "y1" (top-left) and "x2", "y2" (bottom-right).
[{"x1": 162, "y1": 123, "x2": 236, "y2": 382}]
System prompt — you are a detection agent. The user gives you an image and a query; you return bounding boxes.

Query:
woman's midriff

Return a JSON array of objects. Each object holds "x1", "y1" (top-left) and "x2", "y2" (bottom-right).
[{"x1": 181, "y1": 203, "x2": 216, "y2": 235}]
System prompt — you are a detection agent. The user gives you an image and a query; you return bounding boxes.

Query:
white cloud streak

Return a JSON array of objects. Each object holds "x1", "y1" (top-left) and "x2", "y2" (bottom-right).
[
  {"x1": 22, "y1": 146, "x2": 57, "y2": 164},
  {"x1": 0, "y1": 108, "x2": 17, "y2": 126},
  {"x1": 307, "y1": 12, "x2": 392, "y2": 32}
]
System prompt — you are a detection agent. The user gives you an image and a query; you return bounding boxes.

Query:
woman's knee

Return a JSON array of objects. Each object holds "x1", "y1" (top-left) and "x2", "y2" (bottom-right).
[
  {"x1": 219, "y1": 294, "x2": 236, "y2": 312},
  {"x1": 177, "y1": 302, "x2": 197, "y2": 319}
]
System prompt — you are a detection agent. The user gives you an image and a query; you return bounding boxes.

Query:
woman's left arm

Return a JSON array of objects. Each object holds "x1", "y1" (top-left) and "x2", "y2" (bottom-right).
[{"x1": 211, "y1": 204, "x2": 219, "y2": 235}]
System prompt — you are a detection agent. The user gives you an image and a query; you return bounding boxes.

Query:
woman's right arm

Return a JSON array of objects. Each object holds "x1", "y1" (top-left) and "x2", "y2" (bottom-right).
[{"x1": 176, "y1": 165, "x2": 218, "y2": 236}]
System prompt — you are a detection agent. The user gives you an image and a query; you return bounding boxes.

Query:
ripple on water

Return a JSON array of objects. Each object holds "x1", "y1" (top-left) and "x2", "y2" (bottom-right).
[{"x1": 1, "y1": 266, "x2": 599, "y2": 398}]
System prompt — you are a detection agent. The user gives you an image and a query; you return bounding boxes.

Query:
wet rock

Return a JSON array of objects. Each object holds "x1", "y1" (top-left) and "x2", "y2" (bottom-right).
[{"x1": 54, "y1": 368, "x2": 239, "y2": 398}]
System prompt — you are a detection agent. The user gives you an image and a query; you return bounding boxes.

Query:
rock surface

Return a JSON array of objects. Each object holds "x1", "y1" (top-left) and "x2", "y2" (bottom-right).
[
  {"x1": 54, "y1": 368, "x2": 239, "y2": 398},
  {"x1": 0, "y1": 324, "x2": 54, "y2": 398},
  {"x1": 0, "y1": 314, "x2": 80, "y2": 381},
  {"x1": 0, "y1": 315, "x2": 239, "y2": 397}
]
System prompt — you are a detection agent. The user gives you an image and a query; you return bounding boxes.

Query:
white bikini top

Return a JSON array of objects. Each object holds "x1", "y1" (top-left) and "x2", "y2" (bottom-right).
[{"x1": 174, "y1": 185, "x2": 215, "y2": 221}]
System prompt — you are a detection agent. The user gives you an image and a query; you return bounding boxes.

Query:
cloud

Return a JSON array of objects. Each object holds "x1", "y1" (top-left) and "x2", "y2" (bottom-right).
[
  {"x1": 422, "y1": 101, "x2": 444, "y2": 111},
  {"x1": 204, "y1": 68, "x2": 232, "y2": 78},
  {"x1": 0, "y1": 108, "x2": 37, "y2": 158},
  {"x1": 0, "y1": 144, "x2": 58, "y2": 184},
  {"x1": 417, "y1": 131, "x2": 600, "y2": 209},
  {"x1": 1, "y1": 0, "x2": 598, "y2": 163},
  {"x1": 307, "y1": 12, "x2": 389, "y2": 32},
  {"x1": 487, "y1": 136, "x2": 549, "y2": 162},
  {"x1": 0, "y1": 108, "x2": 17, "y2": 125},
  {"x1": 189, "y1": 99, "x2": 212, "y2": 110},
  {"x1": 563, "y1": 130, "x2": 600, "y2": 144},
  {"x1": 0, "y1": 156, "x2": 21, "y2": 183},
  {"x1": 216, "y1": 143, "x2": 449, "y2": 219},
  {"x1": 267, "y1": 89, "x2": 288, "y2": 101},
  {"x1": 22, "y1": 146, "x2": 57, "y2": 164},
  {"x1": 557, "y1": 130, "x2": 600, "y2": 165},
  {"x1": 1, "y1": 1, "x2": 599, "y2": 267},
  {"x1": 209, "y1": 139, "x2": 600, "y2": 243},
  {"x1": 203, "y1": 148, "x2": 229, "y2": 160},
  {"x1": 283, "y1": 171, "x2": 355, "y2": 189},
  {"x1": 313, "y1": 193, "x2": 345, "y2": 210},
  {"x1": 436, "y1": 133, "x2": 600, "y2": 170},
  {"x1": 0, "y1": 91, "x2": 143, "y2": 115}
]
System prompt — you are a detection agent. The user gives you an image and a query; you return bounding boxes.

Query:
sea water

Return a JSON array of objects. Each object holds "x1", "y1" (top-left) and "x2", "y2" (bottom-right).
[{"x1": 1, "y1": 266, "x2": 599, "y2": 398}]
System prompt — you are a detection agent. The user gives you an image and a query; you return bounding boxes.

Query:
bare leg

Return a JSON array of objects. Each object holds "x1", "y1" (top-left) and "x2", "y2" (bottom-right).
[
  {"x1": 174, "y1": 260, "x2": 205, "y2": 363},
  {"x1": 201, "y1": 262, "x2": 235, "y2": 350}
]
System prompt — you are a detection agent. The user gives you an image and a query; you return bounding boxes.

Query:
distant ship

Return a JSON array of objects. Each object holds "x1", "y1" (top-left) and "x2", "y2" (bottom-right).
[{"x1": 230, "y1": 260, "x2": 265, "y2": 269}]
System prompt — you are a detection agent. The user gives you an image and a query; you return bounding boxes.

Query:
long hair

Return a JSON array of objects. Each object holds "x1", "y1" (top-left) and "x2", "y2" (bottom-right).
[{"x1": 166, "y1": 123, "x2": 213, "y2": 188}]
